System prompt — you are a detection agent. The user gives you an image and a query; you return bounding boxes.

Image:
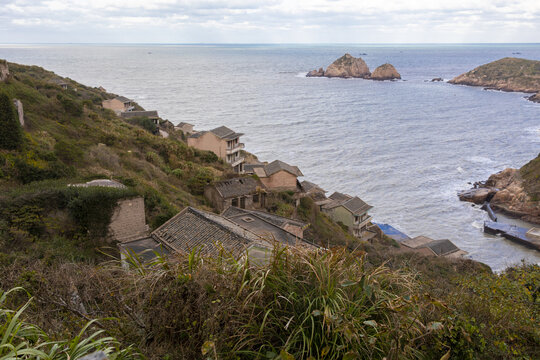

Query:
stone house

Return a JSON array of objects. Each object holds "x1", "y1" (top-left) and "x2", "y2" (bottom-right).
[
  {"x1": 102, "y1": 96, "x2": 133, "y2": 114},
  {"x1": 322, "y1": 192, "x2": 373, "y2": 237},
  {"x1": 188, "y1": 126, "x2": 245, "y2": 173},
  {"x1": 253, "y1": 160, "x2": 303, "y2": 192},
  {"x1": 204, "y1": 177, "x2": 265, "y2": 212},
  {"x1": 301, "y1": 180, "x2": 332, "y2": 208},
  {"x1": 175, "y1": 122, "x2": 194, "y2": 134}
]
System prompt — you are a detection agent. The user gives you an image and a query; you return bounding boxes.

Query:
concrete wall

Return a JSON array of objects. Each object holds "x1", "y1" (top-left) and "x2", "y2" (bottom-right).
[
  {"x1": 176, "y1": 124, "x2": 194, "y2": 134},
  {"x1": 259, "y1": 171, "x2": 298, "y2": 191},
  {"x1": 187, "y1": 132, "x2": 226, "y2": 160},
  {"x1": 205, "y1": 186, "x2": 261, "y2": 212},
  {"x1": 108, "y1": 197, "x2": 148, "y2": 242},
  {"x1": 102, "y1": 99, "x2": 125, "y2": 113}
]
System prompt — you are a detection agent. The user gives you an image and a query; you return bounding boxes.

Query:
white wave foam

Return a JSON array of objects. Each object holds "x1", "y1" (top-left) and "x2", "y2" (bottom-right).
[
  {"x1": 466, "y1": 156, "x2": 494, "y2": 164},
  {"x1": 456, "y1": 166, "x2": 465, "y2": 174}
]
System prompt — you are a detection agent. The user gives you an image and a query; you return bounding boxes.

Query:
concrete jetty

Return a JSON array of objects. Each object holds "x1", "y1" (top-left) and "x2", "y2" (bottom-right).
[{"x1": 484, "y1": 221, "x2": 540, "y2": 251}]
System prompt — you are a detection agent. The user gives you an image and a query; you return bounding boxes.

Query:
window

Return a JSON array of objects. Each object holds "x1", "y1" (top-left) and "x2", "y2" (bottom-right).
[
  {"x1": 232, "y1": 198, "x2": 239, "y2": 207},
  {"x1": 253, "y1": 194, "x2": 259, "y2": 203}
]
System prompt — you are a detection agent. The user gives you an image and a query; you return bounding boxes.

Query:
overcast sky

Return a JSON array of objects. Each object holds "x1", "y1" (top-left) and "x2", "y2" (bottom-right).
[{"x1": 1, "y1": 0, "x2": 539, "y2": 43}]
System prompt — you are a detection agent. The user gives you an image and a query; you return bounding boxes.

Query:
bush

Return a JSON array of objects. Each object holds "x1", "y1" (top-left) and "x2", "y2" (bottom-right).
[
  {"x1": 187, "y1": 167, "x2": 214, "y2": 195},
  {"x1": 127, "y1": 116, "x2": 158, "y2": 134},
  {"x1": 0, "y1": 92, "x2": 23, "y2": 150},
  {"x1": 54, "y1": 140, "x2": 84, "y2": 164},
  {"x1": 57, "y1": 93, "x2": 83, "y2": 117}
]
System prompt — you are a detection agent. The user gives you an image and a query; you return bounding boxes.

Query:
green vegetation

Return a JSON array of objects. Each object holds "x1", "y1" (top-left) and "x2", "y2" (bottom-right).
[
  {"x1": 0, "y1": 92, "x2": 23, "y2": 150},
  {"x1": 126, "y1": 117, "x2": 158, "y2": 134},
  {"x1": 521, "y1": 152, "x2": 540, "y2": 202}
]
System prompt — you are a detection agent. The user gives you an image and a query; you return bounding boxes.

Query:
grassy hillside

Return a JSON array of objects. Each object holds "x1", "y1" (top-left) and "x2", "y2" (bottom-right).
[
  {"x1": 521, "y1": 153, "x2": 540, "y2": 201},
  {"x1": 0, "y1": 61, "x2": 538, "y2": 360},
  {"x1": 449, "y1": 57, "x2": 540, "y2": 94}
]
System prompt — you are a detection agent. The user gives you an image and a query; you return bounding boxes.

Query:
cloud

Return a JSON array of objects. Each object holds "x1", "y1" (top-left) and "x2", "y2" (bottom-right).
[{"x1": 0, "y1": 0, "x2": 539, "y2": 42}]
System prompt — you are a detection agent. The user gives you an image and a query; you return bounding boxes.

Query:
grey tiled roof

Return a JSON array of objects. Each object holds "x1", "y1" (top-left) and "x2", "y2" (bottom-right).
[
  {"x1": 213, "y1": 177, "x2": 260, "y2": 198},
  {"x1": 210, "y1": 126, "x2": 243, "y2": 140},
  {"x1": 264, "y1": 160, "x2": 303, "y2": 177},
  {"x1": 423, "y1": 239, "x2": 460, "y2": 256},
  {"x1": 188, "y1": 131, "x2": 206, "y2": 138},
  {"x1": 222, "y1": 207, "x2": 306, "y2": 229},
  {"x1": 301, "y1": 180, "x2": 326, "y2": 193},
  {"x1": 115, "y1": 96, "x2": 132, "y2": 103},
  {"x1": 152, "y1": 207, "x2": 267, "y2": 259},
  {"x1": 324, "y1": 192, "x2": 372, "y2": 215},
  {"x1": 121, "y1": 110, "x2": 159, "y2": 119},
  {"x1": 244, "y1": 164, "x2": 265, "y2": 174}
]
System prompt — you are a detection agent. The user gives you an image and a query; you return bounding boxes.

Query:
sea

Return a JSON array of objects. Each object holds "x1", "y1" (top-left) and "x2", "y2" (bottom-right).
[{"x1": 1, "y1": 43, "x2": 539, "y2": 271}]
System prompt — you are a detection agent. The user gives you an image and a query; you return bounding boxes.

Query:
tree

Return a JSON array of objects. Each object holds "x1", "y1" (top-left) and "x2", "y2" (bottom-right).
[{"x1": 0, "y1": 92, "x2": 23, "y2": 150}]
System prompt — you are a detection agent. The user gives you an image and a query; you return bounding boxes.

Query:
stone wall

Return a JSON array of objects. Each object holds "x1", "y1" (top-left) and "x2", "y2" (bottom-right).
[
  {"x1": 13, "y1": 99, "x2": 24, "y2": 126},
  {"x1": 108, "y1": 197, "x2": 148, "y2": 242}
]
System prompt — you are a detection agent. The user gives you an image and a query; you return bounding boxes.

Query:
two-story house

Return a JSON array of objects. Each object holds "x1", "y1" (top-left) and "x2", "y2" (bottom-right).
[
  {"x1": 322, "y1": 192, "x2": 373, "y2": 237},
  {"x1": 188, "y1": 126, "x2": 245, "y2": 173},
  {"x1": 253, "y1": 160, "x2": 303, "y2": 192}
]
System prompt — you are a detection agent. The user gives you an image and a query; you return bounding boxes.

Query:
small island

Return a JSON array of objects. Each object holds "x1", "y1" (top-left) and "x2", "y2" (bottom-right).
[
  {"x1": 449, "y1": 57, "x2": 540, "y2": 103},
  {"x1": 307, "y1": 53, "x2": 401, "y2": 81}
]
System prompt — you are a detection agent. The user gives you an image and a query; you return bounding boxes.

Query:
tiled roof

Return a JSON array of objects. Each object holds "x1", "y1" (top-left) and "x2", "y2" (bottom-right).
[
  {"x1": 210, "y1": 126, "x2": 243, "y2": 140},
  {"x1": 263, "y1": 160, "x2": 303, "y2": 177},
  {"x1": 323, "y1": 192, "x2": 372, "y2": 215},
  {"x1": 222, "y1": 207, "x2": 306, "y2": 229},
  {"x1": 244, "y1": 164, "x2": 265, "y2": 174},
  {"x1": 213, "y1": 177, "x2": 260, "y2": 198},
  {"x1": 152, "y1": 207, "x2": 267, "y2": 259},
  {"x1": 423, "y1": 239, "x2": 460, "y2": 256},
  {"x1": 121, "y1": 110, "x2": 159, "y2": 119},
  {"x1": 115, "y1": 96, "x2": 132, "y2": 103},
  {"x1": 188, "y1": 131, "x2": 206, "y2": 139},
  {"x1": 301, "y1": 180, "x2": 326, "y2": 193}
]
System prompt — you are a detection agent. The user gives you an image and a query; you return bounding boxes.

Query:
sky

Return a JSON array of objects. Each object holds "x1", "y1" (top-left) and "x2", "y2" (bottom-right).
[{"x1": 1, "y1": 0, "x2": 539, "y2": 43}]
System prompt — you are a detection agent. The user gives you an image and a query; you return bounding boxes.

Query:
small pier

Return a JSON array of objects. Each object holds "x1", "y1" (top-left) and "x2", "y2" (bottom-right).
[{"x1": 484, "y1": 221, "x2": 540, "y2": 251}]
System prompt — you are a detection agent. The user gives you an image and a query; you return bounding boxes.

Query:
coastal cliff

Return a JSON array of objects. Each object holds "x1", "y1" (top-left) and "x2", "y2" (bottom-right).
[
  {"x1": 460, "y1": 154, "x2": 540, "y2": 224},
  {"x1": 449, "y1": 57, "x2": 540, "y2": 102},
  {"x1": 307, "y1": 53, "x2": 400, "y2": 80}
]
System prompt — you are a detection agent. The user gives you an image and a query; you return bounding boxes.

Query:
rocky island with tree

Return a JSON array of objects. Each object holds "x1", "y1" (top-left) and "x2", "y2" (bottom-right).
[
  {"x1": 449, "y1": 57, "x2": 540, "y2": 103},
  {"x1": 307, "y1": 53, "x2": 401, "y2": 80}
]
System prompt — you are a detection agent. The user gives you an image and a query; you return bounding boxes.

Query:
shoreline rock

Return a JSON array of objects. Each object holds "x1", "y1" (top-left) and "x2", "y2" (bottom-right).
[{"x1": 449, "y1": 57, "x2": 540, "y2": 103}]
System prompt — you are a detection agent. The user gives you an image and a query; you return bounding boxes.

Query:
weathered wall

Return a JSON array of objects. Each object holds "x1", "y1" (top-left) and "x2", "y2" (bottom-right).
[
  {"x1": 176, "y1": 124, "x2": 194, "y2": 134},
  {"x1": 108, "y1": 197, "x2": 148, "y2": 242},
  {"x1": 13, "y1": 99, "x2": 24, "y2": 126},
  {"x1": 102, "y1": 99, "x2": 125, "y2": 113},
  {"x1": 323, "y1": 206, "x2": 353, "y2": 232},
  {"x1": 187, "y1": 132, "x2": 226, "y2": 160},
  {"x1": 283, "y1": 223, "x2": 304, "y2": 239},
  {"x1": 259, "y1": 171, "x2": 298, "y2": 191}
]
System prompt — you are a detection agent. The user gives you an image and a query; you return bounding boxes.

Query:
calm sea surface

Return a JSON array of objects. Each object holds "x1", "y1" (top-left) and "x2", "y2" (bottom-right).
[{"x1": 1, "y1": 44, "x2": 539, "y2": 271}]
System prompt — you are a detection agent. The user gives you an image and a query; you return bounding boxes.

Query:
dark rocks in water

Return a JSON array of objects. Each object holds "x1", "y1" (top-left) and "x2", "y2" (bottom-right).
[
  {"x1": 458, "y1": 188, "x2": 498, "y2": 204},
  {"x1": 528, "y1": 92, "x2": 540, "y2": 103},
  {"x1": 306, "y1": 67, "x2": 324, "y2": 77},
  {"x1": 431, "y1": 77, "x2": 443, "y2": 82}
]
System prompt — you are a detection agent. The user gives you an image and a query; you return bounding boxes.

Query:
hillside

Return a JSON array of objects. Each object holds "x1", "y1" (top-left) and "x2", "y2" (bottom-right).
[
  {"x1": 0, "y1": 61, "x2": 539, "y2": 360},
  {"x1": 449, "y1": 57, "x2": 540, "y2": 102}
]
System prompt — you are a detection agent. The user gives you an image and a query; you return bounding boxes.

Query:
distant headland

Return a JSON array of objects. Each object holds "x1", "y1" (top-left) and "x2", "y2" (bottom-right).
[
  {"x1": 449, "y1": 57, "x2": 540, "y2": 103},
  {"x1": 307, "y1": 53, "x2": 401, "y2": 81}
]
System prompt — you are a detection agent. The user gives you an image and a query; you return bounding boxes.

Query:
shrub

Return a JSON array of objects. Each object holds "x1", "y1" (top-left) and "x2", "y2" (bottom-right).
[
  {"x1": 0, "y1": 92, "x2": 23, "y2": 150},
  {"x1": 54, "y1": 140, "x2": 84, "y2": 164},
  {"x1": 57, "y1": 93, "x2": 83, "y2": 117},
  {"x1": 187, "y1": 167, "x2": 214, "y2": 195},
  {"x1": 127, "y1": 116, "x2": 158, "y2": 134}
]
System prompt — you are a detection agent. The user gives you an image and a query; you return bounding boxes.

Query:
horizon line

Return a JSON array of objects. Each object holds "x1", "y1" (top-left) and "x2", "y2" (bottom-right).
[{"x1": 1, "y1": 42, "x2": 540, "y2": 46}]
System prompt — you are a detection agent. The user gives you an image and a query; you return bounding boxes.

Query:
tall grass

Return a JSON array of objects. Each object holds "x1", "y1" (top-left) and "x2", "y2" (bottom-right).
[{"x1": 0, "y1": 287, "x2": 141, "y2": 359}]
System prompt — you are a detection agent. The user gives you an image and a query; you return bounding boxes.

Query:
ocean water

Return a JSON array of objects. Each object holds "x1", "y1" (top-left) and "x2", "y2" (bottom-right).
[{"x1": 1, "y1": 43, "x2": 539, "y2": 271}]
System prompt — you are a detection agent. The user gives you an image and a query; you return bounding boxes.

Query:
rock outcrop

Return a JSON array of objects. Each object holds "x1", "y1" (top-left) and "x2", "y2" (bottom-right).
[
  {"x1": 449, "y1": 57, "x2": 540, "y2": 103},
  {"x1": 13, "y1": 99, "x2": 24, "y2": 126},
  {"x1": 459, "y1": 158, "x2": 540, "y2": 224},
  {"x1": 528, "y1": 92, "x2": 540, "y2": 103},
  {"x1": 371, "y1": 63, "x2": 401, "y2": 81},
  {"x1": 324, "y1": 54, "x2": 371, "y2": 78},
  {"x1": 0, "y1": 60, "x2": 9, "y2": 82},
  {"x1": 307, "y1": 54, "x2": 371, "y2": 79}
]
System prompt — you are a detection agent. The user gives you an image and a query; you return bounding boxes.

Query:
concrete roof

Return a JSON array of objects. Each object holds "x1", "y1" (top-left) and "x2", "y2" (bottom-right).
[
  {"x1": 212, "y1": 177, "x2": 260, "y2": 198},
  {"x1": 120, "y1": 110, "x2": 159, "y2": 119},
  {"x1": 119, "y1": 237, "x2": 169, "y2": 262},
  {"x1": 401, "y1": 236, "x2": 434, "y2": 249},
  {"x1": 152, "y1": 207, "x2": 268, "y2": 259}
]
